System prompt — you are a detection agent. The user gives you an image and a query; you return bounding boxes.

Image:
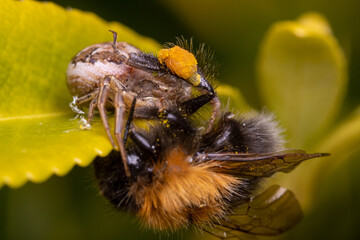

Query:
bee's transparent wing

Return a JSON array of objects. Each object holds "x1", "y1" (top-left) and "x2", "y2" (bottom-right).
[
  {"x1": 202, "y1": 149, "x2": 329, "y2": 178},
  {"x1": 203, "y1": 185, "x2": 303, "y2": 240}
]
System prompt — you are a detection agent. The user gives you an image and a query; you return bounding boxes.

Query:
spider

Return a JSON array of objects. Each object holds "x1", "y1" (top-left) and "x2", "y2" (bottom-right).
[{"x1": 66, "y1": 31, "x2": 220, "y2": 177}]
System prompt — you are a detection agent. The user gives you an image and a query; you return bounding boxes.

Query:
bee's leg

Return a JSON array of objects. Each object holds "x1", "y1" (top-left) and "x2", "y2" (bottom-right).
[
  {"x1": 114, "y1": 90, "x2": 131, "y2": 177},
  {"x1": 125, "y1": 99, "x2": 155, "y2": 157},
  {"x1": 123, "y1": 97, "x2": 137, "y2": 146},
  {"x1": 98, "y1": 76, "x2": 116, "y2": 148}
]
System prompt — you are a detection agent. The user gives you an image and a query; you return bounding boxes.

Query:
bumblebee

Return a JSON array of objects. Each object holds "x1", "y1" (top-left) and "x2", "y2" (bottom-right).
[{"x1": 94, "y1": 99, "x2": 328, "y2": 239}]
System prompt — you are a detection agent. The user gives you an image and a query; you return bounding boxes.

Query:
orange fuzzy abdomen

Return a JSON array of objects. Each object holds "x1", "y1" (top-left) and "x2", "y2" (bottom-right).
[{"x1": 129, "y1": 147, "x2": 239, "y2": 231}]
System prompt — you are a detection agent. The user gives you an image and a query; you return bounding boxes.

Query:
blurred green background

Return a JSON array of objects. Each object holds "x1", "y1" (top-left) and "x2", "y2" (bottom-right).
[{"x1": 1, "y1": 0, "x2": 359, "y2": 239}]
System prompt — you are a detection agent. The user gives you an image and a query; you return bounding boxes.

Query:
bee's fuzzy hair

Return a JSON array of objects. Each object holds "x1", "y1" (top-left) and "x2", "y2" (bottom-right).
[
  {"x1": 131, "y1": 148, "x2": 241, "y2": 231},
  {"x1": 94, "y1": 133, "x2": 243, "y2": 231},
  {"x1": 200, "y1": 111, "x2": 284, "y2": 154},
  {"x1": 94, "y1": 110, "x2": 283, "y2": 231},
  {"x1": 235, "y1": 111, "x2": 285, "y2": 152}
]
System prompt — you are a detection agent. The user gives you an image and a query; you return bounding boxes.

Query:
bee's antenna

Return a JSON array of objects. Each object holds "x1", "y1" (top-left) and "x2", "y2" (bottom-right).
[{"x1": 123, "y1": 96, "x2": 137, "y2": 145}]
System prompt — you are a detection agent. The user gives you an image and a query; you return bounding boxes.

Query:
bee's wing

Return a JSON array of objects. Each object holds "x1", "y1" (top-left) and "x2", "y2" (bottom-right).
[
  {"x1": 202, "y1": 149, "x2": 329, "y2": 178},
  {"x1": 203, "y1": 185, "x2": 302, "y2": 240}
]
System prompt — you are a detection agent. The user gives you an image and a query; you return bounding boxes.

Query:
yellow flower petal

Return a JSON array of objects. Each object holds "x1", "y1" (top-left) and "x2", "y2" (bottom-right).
[{"x1": 257, "y1": 13, "x2": 347, "y2": 148}]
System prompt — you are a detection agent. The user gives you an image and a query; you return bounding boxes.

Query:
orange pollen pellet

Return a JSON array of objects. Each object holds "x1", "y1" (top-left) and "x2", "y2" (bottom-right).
[{"x1": 158, "y1": 46, "x2": 198, "y2": 80}]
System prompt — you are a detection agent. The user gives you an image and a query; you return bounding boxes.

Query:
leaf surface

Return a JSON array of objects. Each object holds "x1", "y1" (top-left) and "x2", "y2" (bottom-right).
[{"x1": 0, "y1": 0, "x2": 160, "y2": 188}]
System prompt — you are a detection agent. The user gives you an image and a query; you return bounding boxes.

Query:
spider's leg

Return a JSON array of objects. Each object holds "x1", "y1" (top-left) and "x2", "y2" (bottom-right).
[
  {"x1": 114, "y1": 90, "x2": 131, "y2": 177},
  {"x1": 207, "y1": 96, "x2": 221, "y2": 132},
  {"x1": 98, "y1": 76, "x2": 116, "y2": 148},
  {"x1": 87, "y1": 97, "x2": 98, "y2": 123},
  {"x1": 75, "y1": 88, "x2": 100, "y2": 105}
]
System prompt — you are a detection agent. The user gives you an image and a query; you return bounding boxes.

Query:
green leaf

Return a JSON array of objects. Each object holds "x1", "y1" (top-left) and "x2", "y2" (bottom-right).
[
  {"x1": 0, "y1": 116, "x2": 112, "y2": 188},
  {"x1": 0, "y1": 0, "x2": 161, "y2": 188},
  {"x1": 257, "y1": 13, "x2": 347, "y2": 148}
]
